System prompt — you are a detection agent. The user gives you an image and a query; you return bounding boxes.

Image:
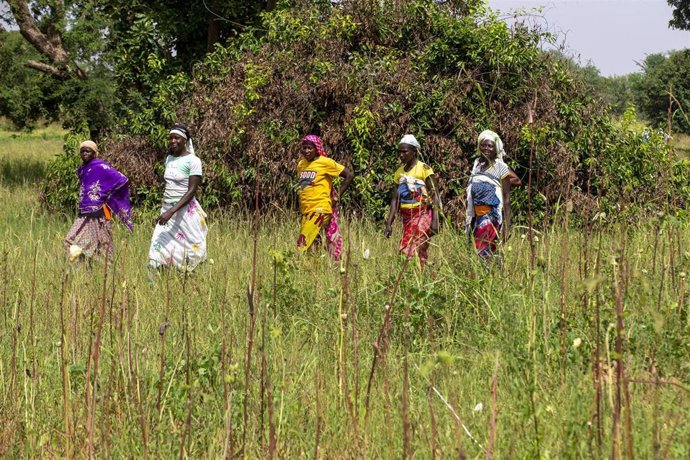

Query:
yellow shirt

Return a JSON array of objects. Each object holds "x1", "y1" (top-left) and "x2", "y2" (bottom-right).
[
  {"x1": 297, "y1": 156, "x2": 345, "y2": 214},
  {"x1": 393, "y1": 161, "x2": 434, "y2": 209}
]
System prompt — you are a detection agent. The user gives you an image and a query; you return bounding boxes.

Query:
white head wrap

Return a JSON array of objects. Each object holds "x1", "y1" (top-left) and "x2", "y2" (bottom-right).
[
  {"x1": 477, "y1": 130, "x2": 505, "y2": 161},
  {"x1": 169, "y1": 128, "x2": 196, "y2": 155},
  {"x1": 399, "y1": 134, "x2": 420, "y2": 150}
]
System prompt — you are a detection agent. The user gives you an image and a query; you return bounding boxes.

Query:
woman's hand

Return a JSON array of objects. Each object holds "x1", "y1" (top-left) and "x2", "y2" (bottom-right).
[
  {"x1": 158, "y1": 209, "x2": 175, "y2": 226},
  {"x1": 384, "y1": 224, "x2": 392, "y2": 239}
]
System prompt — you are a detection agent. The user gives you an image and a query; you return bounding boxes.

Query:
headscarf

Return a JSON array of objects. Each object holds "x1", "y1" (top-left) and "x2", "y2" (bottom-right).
[
  {"x1": 302, "y1": 134, "x2": 326, "y2": 156},
  {"x1": 399, "y1": 134, "x2": 420, "y2": 150},
  {"x1": 300, "y1": 134, "x2": 343, "y2": 260},
  {"x1": 79, "y1": 140, "x2": 99, "y2": 154},
  {"x1": 169, "y1": 126, "x2": 196, "y2": 155},
  {"x1": 477, "y1": 130, "x2": 505, "y2": 161}
]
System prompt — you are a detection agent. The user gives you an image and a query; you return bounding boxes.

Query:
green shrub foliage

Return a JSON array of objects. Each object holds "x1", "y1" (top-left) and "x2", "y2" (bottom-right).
[{"x1": 45, "y1": 0, "x2": 690, "y2": 224}]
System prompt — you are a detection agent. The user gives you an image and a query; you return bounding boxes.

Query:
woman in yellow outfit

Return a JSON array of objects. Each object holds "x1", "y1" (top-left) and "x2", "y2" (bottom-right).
[
  {"x1": 296, "y1": 134, "x2": 354, "y2": 260},
  {"x1": 384, "y1": 134, "x2": 441, "y2": 264}
]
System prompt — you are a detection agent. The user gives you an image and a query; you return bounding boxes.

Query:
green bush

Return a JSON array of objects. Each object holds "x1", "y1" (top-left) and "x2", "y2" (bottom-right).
[{"x1": 44, "y1": 0, "x2": 690, "y2": 224}]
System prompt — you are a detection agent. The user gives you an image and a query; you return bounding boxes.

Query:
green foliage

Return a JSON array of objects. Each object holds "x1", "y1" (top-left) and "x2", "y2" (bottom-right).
[
  {"x1": 668, "y1": 0, "x2": 690, "y2": 30},
  {"x1": 101, "y1": 0, "x2": 271, "y2": 137},
  {"x1": 632, "y1": 50, "x2": 690, "y2": 134},
  {"x1": 0, "y1": 31, "x2": 61, "y2": 129},
  {"x1": 40, "y1": 123, "x2": 90, "y2": 213},
  {"x1": 29, "y1": 0, "x2": 690, "y2": 226}
]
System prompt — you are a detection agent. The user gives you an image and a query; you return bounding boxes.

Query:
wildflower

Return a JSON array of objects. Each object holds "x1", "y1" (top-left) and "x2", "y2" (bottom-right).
[
  {"x1": 363, "y1": 248, "x2": 370, "y2": 259},
  {"x1": 69, "y1": 244, "x2": 83, "y2": 262},
  {"x1": 473, "y1": 402, "x2": 483, "y2": 413},
  {"x1": 572, "y1": 337, "x2": 582, "y2": 349},
  {"x1": 209, "y1": 258, "x2": 215, "y2": 265}
]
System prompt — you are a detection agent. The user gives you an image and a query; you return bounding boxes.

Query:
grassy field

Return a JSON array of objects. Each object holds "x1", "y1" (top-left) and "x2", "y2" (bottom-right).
[{"x1": 1, "y1": 131, "x2": 689, "y2": 458}]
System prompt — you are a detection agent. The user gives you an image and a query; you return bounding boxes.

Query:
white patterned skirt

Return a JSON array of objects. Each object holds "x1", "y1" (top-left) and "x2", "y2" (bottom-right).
[{"x1": 148, "y1": 199, "x2": 208, "y2": 270}]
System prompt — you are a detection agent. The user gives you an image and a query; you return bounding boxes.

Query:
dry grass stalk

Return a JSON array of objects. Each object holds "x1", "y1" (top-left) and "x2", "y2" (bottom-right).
[
  {"x1": 58, "y1": 271, "x2": 72, "y2": 459},
  {"x1": 134, "y1": 350, "x2": 149, "y2": 459},
  {"x1": 401, "y1": 302, "x2": 411, "y2": 460},
  {"x1": 87, "y1": 250, "x2": 112, "y2": 458},
  {"x1": 485, "y1": 361, "x2": 499, "y2": 460},
  {"x1": 427, "y1": 385, "x2": 438, "y2": 460},
  {"x1": 156, "y1": 275, "x2": 171, "y2": 415},
  {"x1": 313, "y1": 372, "x2": 323, "y2": 460},
  {"x1": 242, "y1": 154, "x2": 262, "y2": 455},
  {"x1": 364, "y1": 254, "x2": 412, "y2": 413},
  {"x1": 593, "y1": 229, "x2": 604, "y2": 452},
  {"x1": 179, "y1": 301, "x2": 194, "y2": 459}
]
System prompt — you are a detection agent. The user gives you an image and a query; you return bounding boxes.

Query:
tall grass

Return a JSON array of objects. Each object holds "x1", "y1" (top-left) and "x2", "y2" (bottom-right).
[
  {"x1": 0, "y1": 125, "x2": 64, "y2": 187},
  {"x1": 0, "y1": 132, "x2": 689, "y2": 457}
]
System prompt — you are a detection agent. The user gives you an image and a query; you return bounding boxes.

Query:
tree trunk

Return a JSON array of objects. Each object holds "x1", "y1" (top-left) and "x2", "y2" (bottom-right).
[{"x1": 207, "y1": 18, "x2": 220, "y2": 51}]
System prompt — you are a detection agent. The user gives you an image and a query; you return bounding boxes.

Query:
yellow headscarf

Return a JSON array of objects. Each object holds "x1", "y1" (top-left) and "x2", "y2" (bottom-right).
[{"x1": 79, "y1": 140, "x2": 98, "y2": 153}]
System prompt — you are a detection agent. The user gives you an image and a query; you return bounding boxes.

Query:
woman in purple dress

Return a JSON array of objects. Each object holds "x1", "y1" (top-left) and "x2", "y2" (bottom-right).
[{"x1": 64, "y1": 140, "x2": 132, "y2": 261}]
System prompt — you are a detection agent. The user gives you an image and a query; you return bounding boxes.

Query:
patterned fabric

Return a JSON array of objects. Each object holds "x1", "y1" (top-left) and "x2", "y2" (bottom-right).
[
  {"x1": 393, "y1": 161, "x2": 434, "y2": 209},
  {"x1": 465, "y1": 158, "x2": 510, "y2": 234},
  {"x1": 77, "y1": 158, "x2": 132, "y2": 229},
  {"x1": 473, "y1": 215, "x2": 499, "y2": 259},
  {"x1": 64, "y1": 216, "x2": 113, "y2": 259},
  {"x1": 470, "y1": 181, "x2": 502, "y2": 223},
  {"x1": 325, "y1": 206, "x2": 343, "y2": 260},
  {"x1": 148, "y1": 198, "x2": 208, "y2": 270},
  {"x1": 399, "y1": 206, "x2": 433, "y2": 262},
  {"x1": 303, "y1": 134, "x2": 327, "y2": 156}
]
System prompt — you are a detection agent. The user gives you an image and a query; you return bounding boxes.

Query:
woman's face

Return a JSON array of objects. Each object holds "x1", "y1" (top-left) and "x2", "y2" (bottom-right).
[
  {"x1": 479, "y1": 139, "x2": 497, "y2": 161},
  {"x1": 80, "y1": 146, "x2": 97, "y2": 164},
  {"x1": 168, "y1": 133, "x2": 187, "y2": 155},
  {"x1": 301, "y1": 141, "x2": 318, "y2": 161},
  {"x1": 399, "y1": 144, "x2": 416, "y2": 165}
]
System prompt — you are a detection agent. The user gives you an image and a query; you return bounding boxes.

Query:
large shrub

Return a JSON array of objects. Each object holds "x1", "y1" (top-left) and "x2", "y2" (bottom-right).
[{"x1": 44, "y1": 0, "x2": 690, "y2": 224}]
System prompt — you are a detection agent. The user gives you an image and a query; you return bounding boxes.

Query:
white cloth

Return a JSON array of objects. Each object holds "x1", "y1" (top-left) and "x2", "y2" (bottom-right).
[
  {"x1": 399, "y1": 134, "x2": 420, "y2": 150},
  {"x1": 477, "y1": 130, "x2": 505, "y2": 161},
  {"x1": 163, "y1": 154, "x2": 203, "y2": 203},
  {"x1": 148, "y1": 198, "x2": 208, "y2": 270}
]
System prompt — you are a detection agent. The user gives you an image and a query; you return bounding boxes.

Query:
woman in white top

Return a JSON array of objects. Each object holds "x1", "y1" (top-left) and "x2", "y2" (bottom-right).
[
  {"x1": 148, "y1": 124, "x2": 208, "y2": 270},
  {"x1": 465, "y1": 130, "x2": 521, "y2": 259}
]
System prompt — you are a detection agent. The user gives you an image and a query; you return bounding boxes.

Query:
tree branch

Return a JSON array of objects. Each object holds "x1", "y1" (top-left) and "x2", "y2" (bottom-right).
[
  {"x1": 25, "y1": 59, "x2": 65, "y2": 77},
  {"x1": 6, "y1": 0, "x2": 70, "y2": 67}
]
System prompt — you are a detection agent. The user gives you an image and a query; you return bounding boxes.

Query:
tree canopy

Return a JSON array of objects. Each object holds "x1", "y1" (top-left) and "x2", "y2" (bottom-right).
[
  {"x1": 1, "y1": 0, "x2": 277, "y2": 135},
  {"x1": 0, "y1": 29, "x2": 61, "y2": 129},
  {"x1": 668, "y1": 0, "x2": 690, "y2": 30}
]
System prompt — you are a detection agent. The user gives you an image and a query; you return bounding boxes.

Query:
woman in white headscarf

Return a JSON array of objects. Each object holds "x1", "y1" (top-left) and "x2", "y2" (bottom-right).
[
  {"x1": 148, "y1": 123, "x2": 208, "y2": 270},
  {"x1": 465, "y1": 130, "x2": 521, "y2": 259},
  {"x1": 384, "y1": 134, "x2": 441, "y2": 265}
]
